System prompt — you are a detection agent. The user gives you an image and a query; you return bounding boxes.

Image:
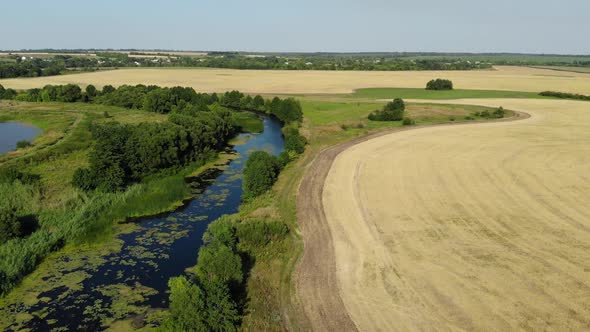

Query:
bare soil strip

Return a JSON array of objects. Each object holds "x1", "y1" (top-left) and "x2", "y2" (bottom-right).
[
  {"x1": 314, "y1": 99, "x2": 590, "y2": 331},
  {"x1": 295, "y1": 110, "x2": 529, "y2": 331}
]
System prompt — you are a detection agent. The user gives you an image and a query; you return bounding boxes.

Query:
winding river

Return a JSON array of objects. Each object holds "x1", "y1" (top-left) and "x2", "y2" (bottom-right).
[{"x1": 10, "y1": 116, "x2": 284, "y2": 331}]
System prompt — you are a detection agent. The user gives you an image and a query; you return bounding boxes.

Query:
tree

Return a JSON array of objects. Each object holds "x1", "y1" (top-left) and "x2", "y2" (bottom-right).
[
  {"x1": 242, "y1": 151, "x2": 280, "y2": 199},
  {"x1": 143, "y1": 88, "x2": 174, "y2": 113},
  {"x1": 196, "y1": 244, "x2": 243, "y2": 284},
  {"x1": 163, "y1": 276, "x2": 239, "y2": 332},
  {"x1": 85, "y1": 84, "x2": 97, "y2": 101},
  {"x1": 252, "y1": 95, "x2": 265, "y2": 111},
  {"x1": 284, "y1": 127, "x2": 306, "y2": 154},
  {"x1": 368, "y1": 98, "x2": 405, "y2": 121},
  {"x1": 58, "y1": 84, "x2": 82, "y2": 102},
  {"x1": 102, "y1": 85, "x2": 116, "y2": 94},
  {"x1": 202, "y1": 279, "x2": 240, "y2": 332},
  {"x1": 164, "y1": 276, "x2": 208, "y2": 331}
]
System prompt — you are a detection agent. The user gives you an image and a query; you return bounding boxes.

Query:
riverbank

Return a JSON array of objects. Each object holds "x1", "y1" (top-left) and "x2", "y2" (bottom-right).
[{"x1": 0, "y1": 110, "x2": 279, "y2": 331}]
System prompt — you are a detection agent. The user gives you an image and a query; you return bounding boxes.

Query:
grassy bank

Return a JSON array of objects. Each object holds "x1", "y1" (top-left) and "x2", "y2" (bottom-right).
[{"x1": 352, "y1": 87, "x2": 546, "y2": 100}]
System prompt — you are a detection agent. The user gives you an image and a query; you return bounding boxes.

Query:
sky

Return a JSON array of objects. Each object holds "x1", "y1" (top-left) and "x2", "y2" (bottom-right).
[{"x1": 1, "y1": 0, "x2": 589, "y2": 54}]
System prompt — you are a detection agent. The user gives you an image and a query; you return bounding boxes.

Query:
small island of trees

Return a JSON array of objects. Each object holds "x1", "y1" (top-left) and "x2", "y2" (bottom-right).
[{"x1": 426, "y1": 78, "x2": 454, "y2": 90}]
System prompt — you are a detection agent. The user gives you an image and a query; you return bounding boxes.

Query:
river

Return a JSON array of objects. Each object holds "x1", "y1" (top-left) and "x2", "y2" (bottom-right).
[{"x1": 10, "y1": 116, "x2": 284, "y2": 331}]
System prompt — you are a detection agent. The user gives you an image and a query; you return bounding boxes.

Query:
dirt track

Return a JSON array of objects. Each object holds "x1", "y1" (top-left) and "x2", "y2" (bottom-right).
[{"x1": 298, "y1": 99, "x2": 590, "y2": 331}]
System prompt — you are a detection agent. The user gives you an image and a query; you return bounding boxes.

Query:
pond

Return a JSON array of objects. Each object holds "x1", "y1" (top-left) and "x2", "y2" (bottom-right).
[
  {"x1": 0, "y1": 122, "x2": 42, "y2": 154},
  {"x1": 7, "y1": 116, "x2": 284, "y2": 331}
]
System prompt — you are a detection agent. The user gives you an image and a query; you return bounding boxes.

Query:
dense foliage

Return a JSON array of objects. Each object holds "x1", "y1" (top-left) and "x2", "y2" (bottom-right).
[
  {"x1": 0, "y1": 58, "x2": 64, "y2": 79},
  {"x1": 539, "y1": 91, "x2": 590, "y2": 101},
  {"x1": 1, "y1": 84, "x2": 303, "y2": 125},
  {"x1": 163, "y1": 213, "x2": 290, "y2": 331},
  {"x1": 73, "y1": 108, "x2": 234, "y2": 192},
  {"x1": 368, "y1": 98, "x2": 406, "y2": 121},
  {"x1": 242, "y1": 151, "x2": 282, "y2": 200},
  {"x1": 426, "y1": 78, "x2": 454, "y2": 90}
]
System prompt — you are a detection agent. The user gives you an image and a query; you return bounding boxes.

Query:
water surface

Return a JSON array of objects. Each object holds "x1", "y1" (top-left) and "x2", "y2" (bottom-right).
[{"x1": 0, "y1": 122, "x2": 41, "y2": 154}]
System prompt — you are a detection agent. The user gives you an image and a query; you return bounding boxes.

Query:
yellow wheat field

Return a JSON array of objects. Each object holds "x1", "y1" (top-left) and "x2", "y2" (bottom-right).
[
  {"x1": 322, "y1": 98, "x2": 590, "y2": 331},
  {"x1": 1, "y1": 66, "x2": 590, "y2": 94}
]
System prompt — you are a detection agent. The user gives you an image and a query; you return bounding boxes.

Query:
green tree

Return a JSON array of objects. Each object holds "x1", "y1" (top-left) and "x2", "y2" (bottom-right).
[
  {"x1": 102, "y1": 85, "x2": 116, "y2": 94},
  {"x1": 57, "y1": 84, "x2": 82, "y2": 102},
  {"x1": 196, "y1": 244, "x2": 243, "y2": 284},
  {"x1": 85, "y1": 84, "x2": 97, "y2": 101},
  {"x1": 242, "y1": 151, "x2": 280, "y2": 199},
  {"x1": 202, "y1": 279, "x2": 240, "y2": 332},
  {"x1": 164, "y1": 276, "x2": 208, "y2": 331},
  {"x1": 143, "y1": 88, "x2": 174, "y2": 113}
]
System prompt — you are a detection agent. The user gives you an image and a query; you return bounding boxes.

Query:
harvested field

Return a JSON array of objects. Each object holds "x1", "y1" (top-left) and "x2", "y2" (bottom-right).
[
  {"x1": 302, "y1": 99, "x2": 590, "y2": 331},
  {"x1": 2, "y1": 66, "x2": 590, "y2": 95}
]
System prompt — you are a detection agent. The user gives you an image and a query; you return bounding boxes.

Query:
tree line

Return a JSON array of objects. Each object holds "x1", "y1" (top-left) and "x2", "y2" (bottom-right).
[
  {"x1": 539, "y1": 91, "x2": 590, "y2": 101},
  {"x1": 0, "y1": 84, "x2": 303, "y2": 124}
]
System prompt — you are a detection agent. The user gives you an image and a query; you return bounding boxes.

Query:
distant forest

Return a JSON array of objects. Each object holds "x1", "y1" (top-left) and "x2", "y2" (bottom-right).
[{"x1": 2, "y1": 50, "x2": 590, "y2": 79}]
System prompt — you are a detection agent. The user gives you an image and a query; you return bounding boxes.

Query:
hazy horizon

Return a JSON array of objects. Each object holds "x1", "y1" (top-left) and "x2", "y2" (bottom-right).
[{"x1": 1, "y1": 0, "x2": 589, "y2": 54}]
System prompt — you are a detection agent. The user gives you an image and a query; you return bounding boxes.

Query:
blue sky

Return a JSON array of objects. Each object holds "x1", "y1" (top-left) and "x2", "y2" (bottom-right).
[{"x1": 1, "y1": 0, "x2": 589, "y2": 54}]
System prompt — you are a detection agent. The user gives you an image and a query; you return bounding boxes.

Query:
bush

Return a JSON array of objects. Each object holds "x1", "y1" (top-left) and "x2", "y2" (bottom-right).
[
  {"x1": 426, "y1": 78, "x2": 453, "y2": 90},
  {"x1": 242, "y1": 151, "x2": 281, "y2": 199},
  {"x1": 16, "y1": 140, "x2": 32, "y2": 149},
  {"x1": 236, "y1": 220, "x2": 289, "y2": 248},
  {"x1": 368, "y1": 98, "x2": 405, "y2": 121},
  {"x1": 72, "y1": 168, "x2": 95, "y2": 191},
  {"x1": 0, "y1": 209, "x2": 21, "y2": 242},
  {"x1": 402, "y1": 117, "x2": 415, "y2": 126},
  {"x1": 0, "y1": 167, "x2": 40, "y2": 185}
]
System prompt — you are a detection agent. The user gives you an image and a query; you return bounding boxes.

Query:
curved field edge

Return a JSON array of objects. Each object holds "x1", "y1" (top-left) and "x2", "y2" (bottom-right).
[{"x1": 294, "y1": 109, "x2": 530, "y2": 331}]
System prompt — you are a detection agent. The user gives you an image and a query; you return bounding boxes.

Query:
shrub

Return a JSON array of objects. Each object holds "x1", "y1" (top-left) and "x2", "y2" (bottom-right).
[
  {"x1": 402, "y1": 117, "x2": 415, "y2": 126},
  {"x1": 72, "y1": 168, "x2": 95, "y2": 191},
  {"x1": 493, "y1": 107, "x2": 505, "y2": 118},
  {"x1": 236, "y1": 220, "x2": 289, "y2": 248},
  {"x1": 426, "y1": 78, "x2": 453, "y2": 90},
  {"x1": 0, "y1": 209, "x2": 21, "y2": 242},
  {"x1": 16, "y1": 140, "x2": 32, "y2": 149}
]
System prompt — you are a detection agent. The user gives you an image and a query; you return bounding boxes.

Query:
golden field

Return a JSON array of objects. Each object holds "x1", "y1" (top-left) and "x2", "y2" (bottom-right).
[
  {"x1": 2, "y1": 66, "x2": 590, "y2": 94},
  {"x1": 320, "y1": 98, "x2": 590, "y2": 331}
]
